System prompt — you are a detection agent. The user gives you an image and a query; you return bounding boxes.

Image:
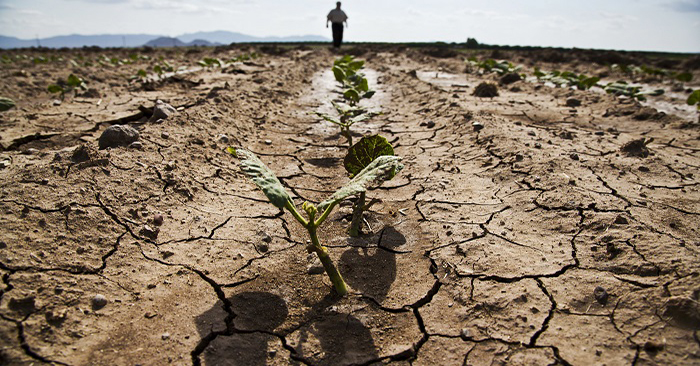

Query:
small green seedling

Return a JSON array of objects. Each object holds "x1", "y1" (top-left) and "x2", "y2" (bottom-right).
[
  {"x1": 688, "y1": 90, "x2": 700, "y2": 110},
  {"x1": 534, "y1": 69, "x2": 600, "y2": 90},
  {"x1": 48, "y1": 74, "x2": 87, "y2": 100},
  {"x1": 198, "y1": 57, "x2": 224, "y2": 68},
  {"x1": 333, "y1": 56, "x2": 375, "y2": 106},
  {"x1": 344, "y1": 135, "x2": 399, "y2": 236},
  {"x1": 0, "y1": 97, "x2": 16, "y2": 112},
  {"x1": 228, "y1": 147, "x2": 403, "y2": 296},
  {"x1": 313, "y1": 102, "x2": 380, "y2": 146},
  {"x1": 604, "y1": 81, "x2": 664, "y2": 101},
  {"x1": 466, "y1": 57, "x2": 522, "y2": 76}
]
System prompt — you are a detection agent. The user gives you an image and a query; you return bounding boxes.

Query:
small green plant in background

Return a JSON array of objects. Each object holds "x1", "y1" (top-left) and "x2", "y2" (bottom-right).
[
  {"x1": 0, "y1": 97, "x2": 16, "y2": 112},
  {"x1": 604, "y1": 81, "x2": 664, "y2": 101},
  {"x1": 333, "y1": 55, "x2": 375, "y2": 106},
  {"x1": 47, "y1": 74, "x2": 87, "y2": 100},
  {"x1": 466, "y1": 57, "x2": 522, "y2": 76},
  {"x1": 688, "y1": 90, "x2": 700, "y2": 110},
  {"x1": 611, "y1": 63, "x2": 693, "y2": 83},
  {"x1": 313, "y1": 102, "x2": 380, "y2": 146},
  {"x1": 343, "y1": 135, "x2": 400, "y2": 237},
  {"x1": 198, "y1": 57, "x2": 224, "y2": 68},
  {"x1": 534, "y1": 69, "x2": 600, "y2": 90},
  {"x1": 228, "y1": 147, "x2": 403, "y2": 296}
]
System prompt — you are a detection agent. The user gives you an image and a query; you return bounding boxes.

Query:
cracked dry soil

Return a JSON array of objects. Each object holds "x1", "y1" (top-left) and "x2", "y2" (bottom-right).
[{"x1": 1, "y1": 45, "x2": 699, "y2": 365}]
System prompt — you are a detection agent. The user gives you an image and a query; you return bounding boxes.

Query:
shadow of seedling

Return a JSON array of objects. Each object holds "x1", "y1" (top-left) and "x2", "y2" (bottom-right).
[
  {"x1": 340, "y1": 226, "x2": 405, "y2": 301},
  {"x1": 196, "y1": 292, "x2": 379, "y2": 365}
]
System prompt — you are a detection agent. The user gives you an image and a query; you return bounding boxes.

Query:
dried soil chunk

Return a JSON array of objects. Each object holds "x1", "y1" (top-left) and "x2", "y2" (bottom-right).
[
  {"x1": 620, "y1": 138, "x2": 651, "y2": 158},
  {"x1": 473, "y1": 82, "x2": 499, "y2": 98},
  {"x1": 499, "y1": 73, "x2": 521, "y2": 85},
  {"x1": 149, "y1": 99, "x2": 177, "y2": 122},
  {"x1": 98, "y1": 125, "x2": 140, "y2": 150}
]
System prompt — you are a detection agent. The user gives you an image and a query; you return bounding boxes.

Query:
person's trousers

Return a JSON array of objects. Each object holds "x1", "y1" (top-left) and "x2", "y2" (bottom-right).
[{"x1": 332, "y1": 23, "x2": 343, "y2": 48}]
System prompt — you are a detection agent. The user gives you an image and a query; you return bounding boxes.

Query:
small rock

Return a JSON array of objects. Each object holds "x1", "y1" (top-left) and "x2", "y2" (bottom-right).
[
  {"x1": 258, "y1": 243, "x2": 269, "y2": 253},
  {"x1": 472, "y1": 122, "x2": 484, "y2": 131},
  {"x1": 145, "y1": 312, "x2": 158, "y2": 319},
  {"x1": 527, "y1": 131, "x2": 536, "y2": 136},
  {"x1": 161, "y1": 332, "x2": 170, "y2": 340},
  {"x1": 268, "y1": 350, "x2": 277, "y2": 358},
  {"x1": 638, "y1": 166, "x2": 650, "y2": 172},
  {"x1": 92, "y1": 294, "x2": 108, "y2": 310},
  {"x1": 0, "y1": 160, "x2": 10, "y2": 169},
  {"x1": 594, "y1": 131, "x2": 605, "y2": 136},
  {"x1": 534, "y1": 142, "x2": 542, "y2": 149},
  {"x1": 141, "y1": 224, "x2": 159, "y2": 240},
  {"x1": 261, "y1": 233, "x2": 272, "y2": 243},
  {"x1": 0, "y1": 241, "x2": 6, "y2": 249},
  {"x1": 217, "y1": 134, "x2": 229, "y2": 143},
  {"x1": 566, "y1": 98, "x2": 582, "y2": 107},
  {"x1": 23, "y1": 148, "x2": 39, "y2": 155},
  {"x1": 473, "y1": 82, "x2": 499, "y2": 98},
  {"x1": 149, "y1": 100, "x2": 177, "y2": 122},
  {"x1": 52, "y1": 99, "x2": 62, "y2": 106},
  {"x1": 161, "y1": 132, "x2": 170, "y2": 139},
  {"x1": 153, "y1": 214, "x2": 164, "y2": 226},
  {"x1": 99, "y1": 125, "x2": 140, "y2": 150},
  {"x1": 499, "y1": 73, "x2": 521, "y2": 85},
  {"x1": 570, "y1": 153, "x2": 579, "y2": 161},
  {"x1": 621, "y1": 138, "x2": 651, "y2": 158},
  {"x1": 8, "y1": 295, "x2": 36, "y2": 314},
  {"x1": 129, "y1": 141, "x2": 143, "y2": 149},
  {"x1": 593, "y1": 286, "x2": 609, "y2": 305},
  {"x1": 643, "y1": 341, "x2": 664, "y2": 353},
  {"x1": 614, "y1": 215, "x2": 628, "y2": 225},
  {"x1": 264, "y1": 139, "x2": 272, "y2": 145},
  {"x1": 460, "y1": 328, "x2": 471, "y2": 340},
  {"x1": 41, "y1": 178, "x2": 49, "y2": 185},
  {"x1": 426, "y1": 121, "x2": 436, "y2": 128}
]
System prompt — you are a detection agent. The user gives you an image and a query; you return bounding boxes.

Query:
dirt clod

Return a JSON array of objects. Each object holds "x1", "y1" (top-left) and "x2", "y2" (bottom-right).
[
  {"x1": 149, "y1": 100, "x2": 177, "y2": 122},
  {"x1": 566, "y1": 98, "x2": 582, "y2": 107},
  {"x1": 98, "y1": 125, "x2": 140, "y2": 150},
  {"x1": 593, "y1": 286, "x2": 609, "y2": 305},
  {"x1": 499, "y1": 73, "x2": 521, "y2": 85},
  {"x1": 620, "y1": 138, "x2": 651, "y2": 158},
  {"x1": 473, "y1": 82, "x2": 499, "y2": 98},
  {"x1": 664, "y1": 296, "x2": 700, "y2": 329}
]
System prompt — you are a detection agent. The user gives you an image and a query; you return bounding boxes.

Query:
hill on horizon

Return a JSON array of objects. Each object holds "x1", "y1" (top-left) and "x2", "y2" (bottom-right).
[{"x1": 0, "y1": 31, "x2": 330, "y2": 49}]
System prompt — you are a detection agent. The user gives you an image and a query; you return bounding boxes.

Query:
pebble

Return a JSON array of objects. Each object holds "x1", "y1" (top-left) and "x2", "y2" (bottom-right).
[
  {"x1": 472, "y1": 122, "x2": 484, "y2": 131},
  {"x1": 52, "y1": 100, "x2": 62, "y2": 106},
  {"x1": 92, "y1": 294, "x2": 108, "y2": 310},
  {"x1": 460, "y1": 328, "x2": 470, "y2": 339},
  {"x1": 149, "y1": 100, "x2": 177, "y2": 122},
  {"x1": 570, "y1": 153, "x2": 579, "y2": 161},
  {"x1": 535, "y1": 142, "x2": 542, "y2": 149},
  {"x1": 261, "y1": 233, "x2": 272, "y2": 243},
  {"x1": 593, "y1": 286, "x2": 609, "y2": 305},
  {"x1": 0, "y1": 160, "x2": 9, "y2": 169},
  {"x1": 161, "y1": 132, "x2": 170, "y2": 139},
  {"x1": 566, "y1": 98, "x2": 582, "y2": 107},
  {"x1": 129, "y1": 141, "x2": 143, "y2": 149},
  {"x1": 258, "y1": 243, "x2": 269, "y2": 253},
  {"x1": 426, "y1": 121, "x2": 436, "y2": 128},
  {"x1": 217, "y1": 134, "x2": 229, "y2": 143},
  {"x1": 264, "y1": 139, "x2": 272, "y2": 145},
  {"x1": 98, "y1": 125, "x2": 140, "y2": 150},
  {"x1": 161, "y1": 332, "x2": 170, "y2": 340},
  {"x1": 153, "y1": 214, "x2": 164, "y2": 226}
]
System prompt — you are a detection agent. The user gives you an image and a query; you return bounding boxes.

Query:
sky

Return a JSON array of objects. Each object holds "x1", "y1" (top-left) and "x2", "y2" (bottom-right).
[{"x1": 0, "y1": 0, "x2": 698, "y2": 52}]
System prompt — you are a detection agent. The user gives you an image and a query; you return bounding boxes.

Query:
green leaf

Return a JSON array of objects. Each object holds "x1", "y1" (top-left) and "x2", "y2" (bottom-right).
[
  {"x1": 357, "y1": 78, "x2": 369, "y2": 92},
  {"x1": 687, "y1": 90, "x2": 700, "y2": 106},
  {"x1": 344, "y1": 135, "x2": 395, "y2": 176},
  {"x1": 343, "y1": 89, "x2": 360, "y2": 104},
  {"x1": 319, "y1": 155, "x2": 403, "y2": 212},
  {"x1": 313, "y1": 112, "x2": 342, "y2": 126},
  {"x1": 363, "y1": 90, "x2": 376, "y2": 99},
  {"x1": 229, "y1": 148, "x2": 292, "y2": 209},
  {"x1": 47, "y1": 85, "x2": 64, "y2": 94},
  {"x1": 153, "y1": 65, "x2": 163, "y2": 74},
  {"x1": 137, "y1": 69, "x2": 147, "y2": 77},
  {"x1": 0, "y1": 97, "x2": 16, "y2": 112},
  {"x1": 348, "y1": 60, "x2": 365, "y2": 72},
  {"x1": 332, "y1": 65, "x2": 346, "y2": 83},
  {"x1": 675, "y1": 72, "x2": 693, "y2": 82},
  {"x1": 66, "y1": 74, "x2": 83, "y2": 87}
]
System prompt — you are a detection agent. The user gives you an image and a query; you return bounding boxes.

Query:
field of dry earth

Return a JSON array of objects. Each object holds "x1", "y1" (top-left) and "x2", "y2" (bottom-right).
[{"x1": 0, "y1": 44, "x2": 699, "y2": 365}]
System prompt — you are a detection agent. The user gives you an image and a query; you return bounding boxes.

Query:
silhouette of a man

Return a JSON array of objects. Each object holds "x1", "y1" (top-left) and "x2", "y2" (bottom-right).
[{"x1": 326, "y1": 2, "x2": 348, "y2": 48}]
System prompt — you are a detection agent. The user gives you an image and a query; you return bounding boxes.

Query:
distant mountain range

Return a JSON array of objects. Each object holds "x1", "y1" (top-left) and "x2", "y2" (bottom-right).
[{"x1": 0, "y1": 31, "x2": 330, "y2": 49}]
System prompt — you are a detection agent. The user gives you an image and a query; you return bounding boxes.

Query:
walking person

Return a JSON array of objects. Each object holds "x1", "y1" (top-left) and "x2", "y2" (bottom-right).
[{"x1": 326, "y1": 2, "x2": 348, "y2": 48}]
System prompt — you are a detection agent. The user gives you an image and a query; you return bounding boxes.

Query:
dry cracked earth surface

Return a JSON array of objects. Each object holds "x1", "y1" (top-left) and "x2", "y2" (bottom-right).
[{"x1": 0, "y1": 45, "x2": 699, "y2": 365}]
